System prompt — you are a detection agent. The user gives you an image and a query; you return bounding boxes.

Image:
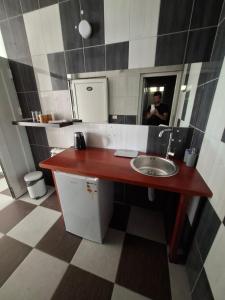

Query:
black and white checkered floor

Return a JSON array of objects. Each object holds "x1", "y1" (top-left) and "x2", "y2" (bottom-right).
[{"x1": 0, "y1": 177, "x2": 191, "y2": 300}]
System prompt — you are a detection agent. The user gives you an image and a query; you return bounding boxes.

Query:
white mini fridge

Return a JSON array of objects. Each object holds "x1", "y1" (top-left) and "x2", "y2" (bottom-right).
[{"x1": 54, "y1": 171, "x2": 114, "y2": 243}]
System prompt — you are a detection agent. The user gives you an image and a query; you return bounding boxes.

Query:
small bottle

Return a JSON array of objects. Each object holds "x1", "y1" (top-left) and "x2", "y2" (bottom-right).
[
  {"x1": 31, "y1": 111, "x2": 36, "y2": 122},
  {"x1": 34, "y1": 111, "x2": 39, "y2": 122}
]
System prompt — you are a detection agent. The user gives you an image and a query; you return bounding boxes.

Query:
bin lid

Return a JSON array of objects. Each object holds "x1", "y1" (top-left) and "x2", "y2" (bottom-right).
[{"x1": 24, "y1": 171, "x2": 43, "y2": 182}]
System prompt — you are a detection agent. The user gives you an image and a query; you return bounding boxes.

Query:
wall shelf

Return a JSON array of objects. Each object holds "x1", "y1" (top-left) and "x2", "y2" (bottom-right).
[{"x1": 12, "y1": 118, "x2": 82, "y2": 128}]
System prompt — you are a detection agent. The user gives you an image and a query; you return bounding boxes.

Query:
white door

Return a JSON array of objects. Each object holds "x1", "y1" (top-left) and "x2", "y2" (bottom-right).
[
  {"x1": 72, "y1": 78, "x2": 108, "y2": 123},
  {"x1": 0, "y1": 57, "x2": 35, "y2": 198}
]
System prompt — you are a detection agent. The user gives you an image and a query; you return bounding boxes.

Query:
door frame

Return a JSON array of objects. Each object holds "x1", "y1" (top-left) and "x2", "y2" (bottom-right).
[{"x1": 137, "y1": 66, "x2": 183, "y2": 126}]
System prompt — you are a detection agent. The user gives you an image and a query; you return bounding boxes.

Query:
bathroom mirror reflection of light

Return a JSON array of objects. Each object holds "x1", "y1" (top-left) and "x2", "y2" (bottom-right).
[{"x1": 68, "y1": 64, "x2": 185, "y2": 126}]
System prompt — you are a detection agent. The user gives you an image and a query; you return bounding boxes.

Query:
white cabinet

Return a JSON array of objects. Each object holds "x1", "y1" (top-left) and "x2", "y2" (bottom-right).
[
  {"x1": 54, "y1": 172, "x2": 113, "y2": 243},
  {"x1": 71, "y1": 77, "x2": 108, "y2": 123}
]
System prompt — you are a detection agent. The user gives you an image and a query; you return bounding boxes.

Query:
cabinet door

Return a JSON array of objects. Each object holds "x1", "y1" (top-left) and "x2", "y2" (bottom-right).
[{"x1": 72, "y1": 78, "x2": 108, "y2": 123}]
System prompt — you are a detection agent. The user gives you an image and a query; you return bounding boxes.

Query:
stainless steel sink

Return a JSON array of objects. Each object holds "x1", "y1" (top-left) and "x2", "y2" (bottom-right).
[{"x1": 130, "y1": 155, "x2": 179, "y2": 177}]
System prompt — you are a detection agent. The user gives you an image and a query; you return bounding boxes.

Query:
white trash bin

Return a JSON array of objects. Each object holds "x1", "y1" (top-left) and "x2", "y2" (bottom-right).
[{"x1": 24, "y1": 171, "x2": 47, "y2": 199}]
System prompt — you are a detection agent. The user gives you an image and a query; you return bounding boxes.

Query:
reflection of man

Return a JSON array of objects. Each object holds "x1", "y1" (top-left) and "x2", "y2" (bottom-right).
[{"x1": 146, "y1": 91, "x2": 169, "y2": 126}]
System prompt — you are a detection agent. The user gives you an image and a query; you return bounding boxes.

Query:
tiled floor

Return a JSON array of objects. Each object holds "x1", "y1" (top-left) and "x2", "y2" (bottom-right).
[{"x1": 0, "y1": 185, "x2": 191, "y2": 300}]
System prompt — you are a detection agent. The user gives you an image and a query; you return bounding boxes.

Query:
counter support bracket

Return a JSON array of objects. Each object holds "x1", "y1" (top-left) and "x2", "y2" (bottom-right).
[{"x1": 169, "y1": 194, "x2": 189, "y2": 263}]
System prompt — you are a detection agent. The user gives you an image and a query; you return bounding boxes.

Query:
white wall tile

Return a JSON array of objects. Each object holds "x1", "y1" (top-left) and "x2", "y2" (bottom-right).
[
  {"x1": 104, "y1": 0, "x2": 130, "y2": 44},
  {"x1": 0, "y1": 28, "x2": 7, "y2": 58},
  {"x1": 204, "y1": 58, "x2": 225, "y2": 141},
  {"x1": 32, "y1": 55, "x2": 52, "y2": 91},
  {"x1": 205, "y1": 225, "x2": 225, "y2": 300},
  {"x1": 39, "y1": 90, "x2": 72, "y2": 120},
  {"x1": 24, "y1": 10, "x2": 45, "y2": 55},
  {"x1": 129, "y1": 37, "x2": 157, "y2": 69},
  {"x1": 181, "y1": 62, "x2": 202, "y2": 127},
  {"x1": 39, "y1": 4, "x2": 64, "y2": 54},
  {"x1": 46, "y1": 123, "x2": 149, "y2": 152},
  {"x1": 129, "y1": 0, "x2": 160, "y2": 39},
  {"x1": 197, "y1": 135, "x2": 225, "y2": 221}
]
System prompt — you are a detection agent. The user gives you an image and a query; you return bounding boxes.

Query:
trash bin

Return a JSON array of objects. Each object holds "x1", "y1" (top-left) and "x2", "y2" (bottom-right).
[{"x1": 24, "y1": 171, "x2": 47, "y2": 199}]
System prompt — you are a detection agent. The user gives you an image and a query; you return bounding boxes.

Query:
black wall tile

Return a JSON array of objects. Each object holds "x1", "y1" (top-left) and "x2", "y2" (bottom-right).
[
  {"x1": 196, "y1": 200, "x2": 220, "y2": 262},
  {"x1": 84, "y1": 45, "x2": 105, "y2": 72},
  {"x1": 24, "y1": 91, "x2": 41, "y2": 113},
  {"x1": 181, "y1": 91, "x2": 190, "y2": 121},
  {"x1": 81, "y1": 0, "x2": 105, "y2": 47},
  {"x1": 65, "y1": 49, "x2": 85, "y2": 73},
  {"x1": 155, "y1": 32, "x2": 188, "y2": 66},
  {"x1": 124, "y1": 115, "x2": 136, "y2": 125},
  {"x1": 59, "y1": 0, "x2": 82, "y2": 50},
  {"x1": 191, "y1": 0, "x2": 224, "y2": 29},
  {"x1": 106, "y1": 42, "x2": 129, "y2": 71},
  {"x1": 30, "y1": 145, "x2": 53, "y2": 185},
  {"x1": 147, "y1": 126, "x2": 193, "y2": 159},
  {"x1": 198, "y1": 20, "x2": 225, "y2": 84},
  {"x1": 198, "y1": 60, "x2": 222, "y2": 86},
  {"x1": 109, "y1": 115, "x2": 125, "y2": 124},
  {"x1": 20, "y1": 0, "x2": 39, "y2": 13},
  {"x1": 172, "y1": 127, "x2": 193, "y2": 159},
  {"x1": 27, "y1": 128, "x2": 48, "y2": 146},
  {"x1": 9, "y1": 58, "x2": 37, "y2": 92},
  {"x1": 39, "y1": 0, "x2": 58, "y2": 8},
  {"x1": 210, "y1": 19, "x2": 225, "y2": 71},
  {"x1": 17, "y1": 93, "x2": 30, "y2": 118},
  {"x1": 177, "y1": 118, "x2": 181, "y2": 127},
  {"x1": 185, "y1": 27, "x2": 217, "y2": 63},
  {"x1": 158, "y1": 0, "x2": 194, "y2": 35},
  {"x1": 48, "y1": 52, "x2": 67, "y2": 90},
  {"x1": 9, "y1": 60, "x2": 24, "y2": 93},
  {"x1": 220, "y1": 2, "x2": 225, "y2": 23},
  {"x1": 17, "y1": 92, "x2": 41, "y2": 118},
  {"x1": 192, "y1": 268, "x2": 214, "y2": 300},
  {"x1": 190, "y1": 128, "x2": 204, "y2": 154},
  {"x1": 221, "y1": 128, "x2": 225, "y2": 143},
  {"x1": 4, "y1": 0, "x2": 22, "y2": 18},
  {"x1": 110, "y1": 203, "x2": 130, "y2": 231},
  {"x1": 186, "y1": 239, "x2": 203, "y2": 289},
  {"x1": 190, "y1": 79, "x2": 218, "y2": 131},
  {"x1": 0, "y1": 0, "x2": 7, "y2": 20},
  {"x1": 109, "y1": 115, "x2": 136, "y2": 125}
]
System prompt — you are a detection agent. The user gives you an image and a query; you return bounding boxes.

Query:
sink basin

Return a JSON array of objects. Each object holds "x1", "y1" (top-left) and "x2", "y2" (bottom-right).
[{"x1": 130, "y1": 155, "x2": 179, "y2": 177}]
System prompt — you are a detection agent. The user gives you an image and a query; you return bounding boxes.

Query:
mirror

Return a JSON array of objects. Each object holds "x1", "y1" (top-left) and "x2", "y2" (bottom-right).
[{"x1": 68, "y1": 64, "x2": 184, "y2": 126}]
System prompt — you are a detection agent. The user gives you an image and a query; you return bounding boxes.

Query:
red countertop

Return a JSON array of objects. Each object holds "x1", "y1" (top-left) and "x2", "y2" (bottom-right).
[{"x1": 39, "y1": 147, "x2": 212, "y2": 198}]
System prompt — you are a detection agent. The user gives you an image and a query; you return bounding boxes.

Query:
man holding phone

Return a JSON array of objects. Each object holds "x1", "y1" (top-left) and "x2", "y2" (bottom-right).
[{"x1": 146, "y1": 91, "x2": 169, "y2": 126}]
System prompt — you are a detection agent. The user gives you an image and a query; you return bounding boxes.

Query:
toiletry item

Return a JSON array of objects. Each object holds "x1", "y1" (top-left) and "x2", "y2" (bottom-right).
[
  {"x1": 47, "y1": 114, "x2": 52, "y2": 122},
  {"x1": 184, "y1": 148, "x2": 197, "y2": 167},
  {"x1": 74, "y1": 132, "x2": 86, "y2": 150},
  {"x1": 184, "y1": 149, "x2": 191, "y2": 163},
  {"x1": 31, "y1": 111, "x2": 36, "y2": 122},
  {"x1": 34, "y1": 111, "x2": 39, "y2": 122}
]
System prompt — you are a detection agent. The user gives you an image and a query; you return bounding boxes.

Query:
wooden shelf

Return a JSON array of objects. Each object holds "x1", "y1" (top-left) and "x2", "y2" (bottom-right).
[{"x1": 12, "y1": 118, "x2": 82, "y2": 128}]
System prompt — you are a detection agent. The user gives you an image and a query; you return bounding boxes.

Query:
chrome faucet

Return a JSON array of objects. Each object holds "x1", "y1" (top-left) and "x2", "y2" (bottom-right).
[{"x1": 158, "y1": 128, "x2": 175, "y2": 159}]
